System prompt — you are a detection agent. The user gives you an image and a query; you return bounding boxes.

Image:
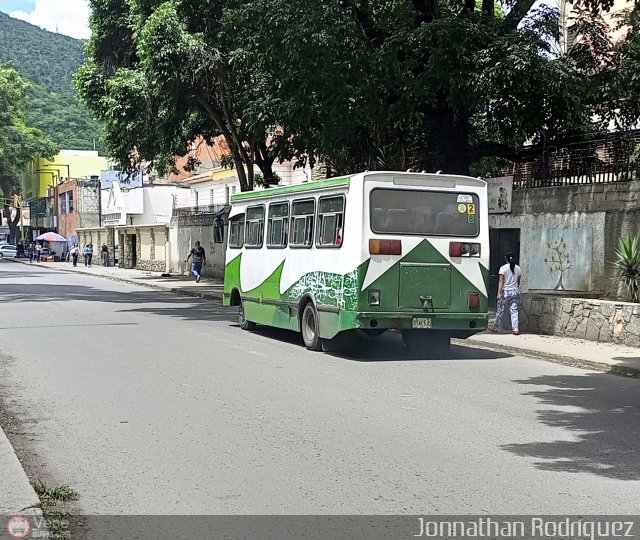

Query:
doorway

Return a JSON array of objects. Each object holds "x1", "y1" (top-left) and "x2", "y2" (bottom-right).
[
  {"x1": 130, "y1": 234, "x2": 137, "y2": 268},
  {"x1": 489, "y1": 228, "x2": 520, "y2": 309}
]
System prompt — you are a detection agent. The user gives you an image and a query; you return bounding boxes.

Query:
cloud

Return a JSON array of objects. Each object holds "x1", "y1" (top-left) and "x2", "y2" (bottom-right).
[{"x1": 10, "y1": 0, "x2": 90, "y2": 40}]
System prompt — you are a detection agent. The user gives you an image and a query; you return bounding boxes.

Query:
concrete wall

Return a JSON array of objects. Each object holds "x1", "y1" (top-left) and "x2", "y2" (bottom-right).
[
  {"x1": 490, "y1": 180, "x2": 640, "y2": 298},
  {"x1": 169, "y1": 214, "x2": 226, "y2": 279}
]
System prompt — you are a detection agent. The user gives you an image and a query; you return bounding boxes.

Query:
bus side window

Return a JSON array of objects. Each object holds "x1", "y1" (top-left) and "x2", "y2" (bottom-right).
[
  {"x1": 290, "y1": 199, "x2": 315, "y2": 248},
  {"x1": 317, "y1": 195, "x2": 345, "y2": 248},
  {"x1": 267, "y1": 202, "x2": 289, "y2": 248},
  {"x1": 245, "y1": 206, "x2": 265, "y2": 248},
  {"x1": 228, "y1": 214, "x2": 245, "y2": 249}
]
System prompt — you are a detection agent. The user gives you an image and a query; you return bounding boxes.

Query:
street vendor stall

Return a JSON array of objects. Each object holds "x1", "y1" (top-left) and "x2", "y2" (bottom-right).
[{"x1": 35, "y1": 232, "x2": 67, "y2": 262}]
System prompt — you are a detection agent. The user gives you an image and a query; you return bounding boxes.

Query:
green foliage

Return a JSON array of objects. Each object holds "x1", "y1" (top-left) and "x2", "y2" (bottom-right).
[
  {"x1": 0, "y1": 12, "x2": 104, "y2": 152},
  {"x1": 227, "y1": 0, "x2": 597, "y2": 175},
  {"x1": 614, "y1": 237, "x2": 640, "y2": 303},
  {"x1": 0, "y1": 65, "x2": 58, "y2": 238},
  {"x1": 0, "y1": 65, "x2": 58, "y2": 195},
  {"x1": 78, "y1": 0, "x2": 638, "y2": 190},
  {"x1": 78, "y1": 0, "x2": 266, "y2": 190}
]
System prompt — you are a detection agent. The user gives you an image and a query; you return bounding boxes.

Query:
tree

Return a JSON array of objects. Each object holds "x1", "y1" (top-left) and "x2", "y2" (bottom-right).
[
  {"x1": 77, "y1": 0, "x2": 290, "y2": 191},
  {"x1": 0, "y1": 65, "x2": 58, "y2": 243},
  {"x1": 226, "y1": 0, "x2": 603, "y2": 175}
]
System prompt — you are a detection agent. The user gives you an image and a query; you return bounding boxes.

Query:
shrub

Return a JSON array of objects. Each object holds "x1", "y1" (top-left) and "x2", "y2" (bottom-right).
[{"x1": 614, "y1": 236, "x2": 640, "y2": 303}]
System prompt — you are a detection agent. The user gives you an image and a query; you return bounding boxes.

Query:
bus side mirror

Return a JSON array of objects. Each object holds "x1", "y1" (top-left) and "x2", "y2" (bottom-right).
[{"x1": 214, "y1": 219, "x2": 224, "y2": 244}]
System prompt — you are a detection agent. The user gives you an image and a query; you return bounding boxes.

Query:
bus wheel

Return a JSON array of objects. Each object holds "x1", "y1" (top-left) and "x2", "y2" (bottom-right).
[
  {"x1": 301, "y1": 303, "x2": 323, "y2": 351},
  {"x1": 239, "y1": 299, "x2": 256, "y2": 331}
]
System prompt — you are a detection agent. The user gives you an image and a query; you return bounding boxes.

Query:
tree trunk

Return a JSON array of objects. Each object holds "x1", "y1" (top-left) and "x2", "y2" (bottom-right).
[
  {"x1": 253, "y1": 141, "x2": 278, "y2": 185},
  {"x1": 424, "y1": 103, "x2": 471, "y2": 175},
  {"x1": 3, "y1": 204, "x2": 20, "y2": 244}
]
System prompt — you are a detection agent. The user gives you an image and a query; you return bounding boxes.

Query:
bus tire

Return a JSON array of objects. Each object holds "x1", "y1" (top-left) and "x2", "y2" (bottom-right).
[
  {"x1": 239, "y1": 299, "x2": 256, "y2": 331},
  {"x1": 301, "y1": 303, "x2": 323, "y2": 351}
]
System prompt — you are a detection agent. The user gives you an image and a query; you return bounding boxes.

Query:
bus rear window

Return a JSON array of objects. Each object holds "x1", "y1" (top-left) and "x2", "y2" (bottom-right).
[{"x1": 370, "y1": 189, "x2": 479, "y2": 237}]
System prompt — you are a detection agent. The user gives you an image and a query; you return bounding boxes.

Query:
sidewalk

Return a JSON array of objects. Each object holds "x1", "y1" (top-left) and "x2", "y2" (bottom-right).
[
  {"x1": 0, "y1": 427, "x2": 41, "y2": 514},
  {"x1": 465, "y1": 332, "x2": 640, "y2": 377},
  {"x1": 11, "y1": 258, "x2": 224, "y2": 301}
]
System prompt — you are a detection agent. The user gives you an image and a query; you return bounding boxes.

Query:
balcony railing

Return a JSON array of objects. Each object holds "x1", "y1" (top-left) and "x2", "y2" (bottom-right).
[{"x1": 173, "y1": 204, "x2": 228, "y2": 217}]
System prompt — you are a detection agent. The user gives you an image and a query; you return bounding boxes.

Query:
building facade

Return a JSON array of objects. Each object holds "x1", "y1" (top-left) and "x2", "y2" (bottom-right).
[{"x1": 77, "y1": 181, "x2": 191, "y2": 271}]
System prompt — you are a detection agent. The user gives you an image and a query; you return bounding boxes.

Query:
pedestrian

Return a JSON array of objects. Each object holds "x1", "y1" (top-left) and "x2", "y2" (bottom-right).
[
  {"x1": 491, "y1": 252, "x2": 522, "y2": 335},
  {"x1": 70, "y1": 244, "x2": 79, "y2": 267},
  {"x1": 101, "y1": 243, "x2": 109, "y2": 267},
  {"x1": 34, "y1": 243, "x2": 41, "y2": 263},
  {"x1": 84, "y1": 243, "x2": 93, "y2": 267},
  {"x1": 27, "y1": 242, "x2": 35, "y2": 263},
  {"x1": 185, "y1": 240, "x2": 206, "y2": 283}
]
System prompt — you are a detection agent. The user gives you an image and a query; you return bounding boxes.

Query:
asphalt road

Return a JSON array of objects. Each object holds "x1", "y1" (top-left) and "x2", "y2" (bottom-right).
[{"x1": 1, "y1": 260, "x2": 639, "y2": 515}]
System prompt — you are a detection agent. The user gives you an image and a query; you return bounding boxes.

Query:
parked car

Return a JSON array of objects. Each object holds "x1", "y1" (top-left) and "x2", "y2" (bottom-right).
[{"x1": 0, "y1": 244, "x2": 18, "y2": 259}]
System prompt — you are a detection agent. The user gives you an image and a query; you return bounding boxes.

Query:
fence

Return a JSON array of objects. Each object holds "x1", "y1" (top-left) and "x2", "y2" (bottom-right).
[
  {"x1": 513, "y1": 159, "x2": 637, "y2": 189},
  {"x1": 172, "y1": 204, "x2": 228, "y2": 217}
]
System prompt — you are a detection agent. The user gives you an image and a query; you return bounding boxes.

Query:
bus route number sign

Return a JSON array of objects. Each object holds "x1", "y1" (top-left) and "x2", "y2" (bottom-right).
[{"x1": 412, "y1": 317, "x2": 433, "y2": 329}]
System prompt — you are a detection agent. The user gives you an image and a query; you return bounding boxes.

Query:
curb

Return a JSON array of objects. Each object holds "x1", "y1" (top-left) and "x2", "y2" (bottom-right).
[
  {"x1": 8, "y1": 259, "x2": 224, "y2": 302},
  {"x1": 459, "y1": 338, "x2": 640, "y2": 378}
]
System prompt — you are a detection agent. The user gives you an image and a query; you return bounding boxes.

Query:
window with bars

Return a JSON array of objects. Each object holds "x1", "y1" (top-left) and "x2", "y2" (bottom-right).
[
  {"x1": 267, "y1": 202, "x2": 289, "y2": 248},
  {"x1": 290, "y1": 199, "x2": 315, "y2": 248},
  {"x1": 245, "y1": 206, "x2": 265, "y2": 248}
]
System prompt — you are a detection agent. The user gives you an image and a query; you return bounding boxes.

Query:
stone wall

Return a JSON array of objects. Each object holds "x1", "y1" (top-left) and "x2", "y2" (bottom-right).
[
  {"x1": 521, "y1": 294, "x2": 640, "y2": 347},
  {"x1": 490, "y1": 180, "x2": 640, "y2": 297}
]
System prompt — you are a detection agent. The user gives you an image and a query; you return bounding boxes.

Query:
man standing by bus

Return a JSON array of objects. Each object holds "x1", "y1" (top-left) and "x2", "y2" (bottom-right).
[{"x1": 186, "y1": 240, "x2": 206, "y2": 283}]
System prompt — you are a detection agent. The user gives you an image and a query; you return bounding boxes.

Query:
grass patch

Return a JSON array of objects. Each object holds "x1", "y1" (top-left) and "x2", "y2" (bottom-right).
[
  {"x1": 33, "y1": 480, "x2": 78, "y2": 502},
  {"x1": 32, "y1": 481, "x2": 78, "y2": 540}
]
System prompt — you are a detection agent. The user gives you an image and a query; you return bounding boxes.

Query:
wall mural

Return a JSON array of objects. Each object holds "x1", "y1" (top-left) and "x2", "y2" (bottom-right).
[{"x1": 528, "y1": 228, "x2": 592, "y2": 291}]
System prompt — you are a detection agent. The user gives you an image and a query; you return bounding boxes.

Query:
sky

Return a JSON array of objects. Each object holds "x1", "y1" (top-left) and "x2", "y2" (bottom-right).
[{"x1": 0, "y1": 0, "x2": 91, "y2": 40}]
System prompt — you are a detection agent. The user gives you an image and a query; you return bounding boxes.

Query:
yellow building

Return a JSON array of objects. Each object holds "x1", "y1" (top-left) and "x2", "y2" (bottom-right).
[{"x1": 22, "y1": 150, "x2": 111, "y2": 200}]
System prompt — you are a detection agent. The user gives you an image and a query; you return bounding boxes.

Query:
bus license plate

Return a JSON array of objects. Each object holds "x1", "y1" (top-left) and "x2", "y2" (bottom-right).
[{"x1": 412, "y1": 317, "x2": 432, "y2": 329}]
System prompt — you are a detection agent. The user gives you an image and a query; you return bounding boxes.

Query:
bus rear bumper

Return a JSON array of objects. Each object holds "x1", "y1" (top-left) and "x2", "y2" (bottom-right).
[{"x1": 352, "y1": 311, "x2": 488, "y2": 335}]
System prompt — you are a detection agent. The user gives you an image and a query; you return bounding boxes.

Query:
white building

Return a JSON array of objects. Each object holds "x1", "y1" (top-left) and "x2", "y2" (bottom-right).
[{"x1": 77, "y1": 180, "x2": 191, "y2": 271}]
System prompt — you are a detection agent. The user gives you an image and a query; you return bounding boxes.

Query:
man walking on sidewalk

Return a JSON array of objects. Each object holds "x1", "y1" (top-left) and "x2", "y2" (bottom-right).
[
  {"x1": 101, "y1": 243, "x2": 109, "y2": 267},
  {"x1": 186, "y1": 241, "x2": 206, "y2": 283},
  {"x1": 70, "y1": 244, "x2": 79, "y2": 267}
]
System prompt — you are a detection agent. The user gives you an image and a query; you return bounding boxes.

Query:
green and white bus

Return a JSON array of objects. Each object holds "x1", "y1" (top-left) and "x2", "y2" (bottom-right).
[{"x1": 223, "y1": 171, "x2": 489, "y2": 353}]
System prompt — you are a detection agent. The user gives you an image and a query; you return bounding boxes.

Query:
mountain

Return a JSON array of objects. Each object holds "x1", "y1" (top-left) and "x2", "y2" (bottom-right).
[{"x1": 0, "y1": 11, "x2": 104, "y2": 152}]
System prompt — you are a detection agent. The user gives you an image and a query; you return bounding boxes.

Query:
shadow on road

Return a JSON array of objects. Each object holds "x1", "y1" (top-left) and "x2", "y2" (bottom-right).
[
  {"x1": 0, "y1": 268, "x2": 511, "y2": 360},
  {"x1": 502, "y1": 373, "x2": 640, "y2": 480},
  {"x1": 251, "y1": 326, "x2": 512, "y2": 362},
  {"x1": 0, "y1": 279, "x2": 236, "y2": 324}
]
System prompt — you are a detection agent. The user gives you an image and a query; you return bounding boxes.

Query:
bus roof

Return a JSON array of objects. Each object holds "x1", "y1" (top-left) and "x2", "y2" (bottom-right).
[
  {"x1": 231, "y1": 176, "x2": 351, "y2": 203},
  {"x1": 230, "y1": 171, "x2": 486, "y2": 203}
]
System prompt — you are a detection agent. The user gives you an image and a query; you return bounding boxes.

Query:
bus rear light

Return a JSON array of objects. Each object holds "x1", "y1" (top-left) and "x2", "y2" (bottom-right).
[
  {"x1": 468, "y1": 292, "x2": 480, "y2": 308},
  {"x1": 369, "y1": 239, "x2": 402, "y2": 256},
  {"x1": 450, "y1": 242, "x2": 481, "y2": 257},
  {"x1": 369, "y1": 290, "x2": 381, "y2": 306}
]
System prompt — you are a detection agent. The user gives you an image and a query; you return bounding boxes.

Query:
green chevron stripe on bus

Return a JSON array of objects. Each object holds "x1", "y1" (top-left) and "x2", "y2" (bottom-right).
[{"x1": 224, "y1": 171, "x2": 489, "y2": 353}]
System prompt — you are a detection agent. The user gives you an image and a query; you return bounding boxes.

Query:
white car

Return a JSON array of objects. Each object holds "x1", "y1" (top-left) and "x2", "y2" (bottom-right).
[{"x1": 0, "y1": 244, "x2": 17, "y2": 259}]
